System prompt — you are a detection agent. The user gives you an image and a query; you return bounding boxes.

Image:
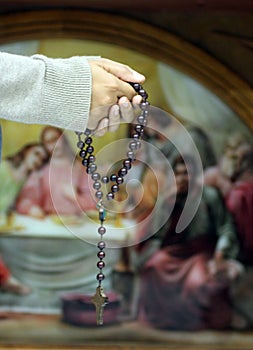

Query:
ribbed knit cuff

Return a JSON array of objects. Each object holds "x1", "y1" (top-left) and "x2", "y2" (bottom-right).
[{"x1": 33, "y1": 54, "x2": 92, "y2": 132}]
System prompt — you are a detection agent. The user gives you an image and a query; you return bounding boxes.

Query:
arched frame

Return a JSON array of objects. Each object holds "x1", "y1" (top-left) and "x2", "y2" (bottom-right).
[
  {"x1": 0, "y1": 9, "x2": 253, "y2": 131},
  {"x1": 0, "y1": 9, "x2": 253, "y2": 350}
]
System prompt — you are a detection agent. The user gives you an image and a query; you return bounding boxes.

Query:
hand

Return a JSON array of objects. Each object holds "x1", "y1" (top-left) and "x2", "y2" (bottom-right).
[{"x1": 88, "y1": 58, "x2": 145, "y2": 131}]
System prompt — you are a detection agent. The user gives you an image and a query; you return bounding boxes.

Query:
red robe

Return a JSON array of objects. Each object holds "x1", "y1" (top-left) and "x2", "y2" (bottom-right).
[
  {"x1": 0, "y1": 258, "x2": 10, "y2": 285},
  {"x1": 138, "y1": 235, "x2": 232, "y2": 330},
  {"x1": 226, "y1": 180, "x2": 253, "y2": 265}
]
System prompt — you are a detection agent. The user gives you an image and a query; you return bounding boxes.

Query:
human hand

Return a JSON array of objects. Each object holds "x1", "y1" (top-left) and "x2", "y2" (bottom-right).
[
  {"x1": 62, "y1": 185, "x2": 77, "y2": 202},
  {"x1": 28, "y1": 205, "x2": 45, "y2": 219},
  {"x1": 88, "y1": 58, "x2": 145, "y2": 132},
  {"x1": 207, "y1": 252, "x2": 244, "y2": 281}
]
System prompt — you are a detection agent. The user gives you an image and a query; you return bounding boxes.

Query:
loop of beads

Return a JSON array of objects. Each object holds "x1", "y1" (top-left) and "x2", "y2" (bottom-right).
[{"x1": 76, "y1": 83, "x2": 149, "y2": 289}]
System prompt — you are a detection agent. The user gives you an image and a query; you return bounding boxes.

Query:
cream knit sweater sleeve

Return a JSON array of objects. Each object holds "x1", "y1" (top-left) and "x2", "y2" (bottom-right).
[{"x1": 0, "y1": 52, "x2": 93, "y2": 132}]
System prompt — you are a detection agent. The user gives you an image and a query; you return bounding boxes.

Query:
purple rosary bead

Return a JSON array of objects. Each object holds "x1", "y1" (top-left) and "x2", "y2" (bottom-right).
[
  {"x1": 85, "y1": 137, "x2": 93, "y2": 145},
  {"x1": 97, "y1": 251, "x2": 105, "y2": 259},
  {"x1": 97, "y1": 260, "x2": 105, "y2": 269},
  {"x1": 98, "y1": 241, "x2": 106, "y2": 250},
  {"x1": 92, "y1": 172, "x2": 100, "y2": 181},
  {"x1": 106, "y1": 192, "x2": 114, "y2": 200},
  {"x1": 116, "y1": 176, "x2": 124, "y2": 184},
  {"x1": 79, "y1": 149, "x2": 86, "y2": 158},
  {"x1": 77, "y1": 140, "x2": 84, "y2": 149},
  {"x1": 95, "y1": 190, "x2": 103, "y2": 199},
  {"x1": 93, "y1": 181, "x2": 101, "y2": 190},
  {"x1": 110, "y1": 174, "x2": 117, "y2": 182},
  {"x1": 101, "y1": 176, "x2": 109, "y2": 183},
  {"x1": 111, "y1": 184, "x2": 119, "y2": 193},
  {"x1": 98, "y1": 226, "x2": 106, "y2": 235},
  {"x1": 97, "y1": 273, "x2": 105, "y2": 282}
]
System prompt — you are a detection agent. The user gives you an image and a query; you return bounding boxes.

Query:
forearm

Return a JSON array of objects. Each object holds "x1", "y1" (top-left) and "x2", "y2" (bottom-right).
[{"x1": 0, "y1": 52, "x2": 93, "y2": 131}]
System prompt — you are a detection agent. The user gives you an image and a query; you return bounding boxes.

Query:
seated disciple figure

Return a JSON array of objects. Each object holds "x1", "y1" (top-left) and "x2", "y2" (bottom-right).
[
  {"x1": 16, "y1": 126, "x2": 96, "y2": 219},
  {"x1": 0, "y1": 142, "x2": 48, "y2": 295},
  {"x1": 225, "y1": 146, "x2": 253, "y2": 327},
  {"x1": 134, "y1": 153, "x2": 245, "y2": 331},
  {"x1": 225, "y1": 146, "x2": 253, "y2": 266},
  {"x1": 204, "y1": 132, "x2": 252, "y2": 197}
]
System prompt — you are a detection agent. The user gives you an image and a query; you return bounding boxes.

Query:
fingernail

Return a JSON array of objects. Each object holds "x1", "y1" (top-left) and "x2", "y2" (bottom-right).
[
  {"x1": 113, "y1": 105, "x2": 119, "y2": 115},
  {"x1": 122, "y1": 101, "x2": 130, "y2": 108}
]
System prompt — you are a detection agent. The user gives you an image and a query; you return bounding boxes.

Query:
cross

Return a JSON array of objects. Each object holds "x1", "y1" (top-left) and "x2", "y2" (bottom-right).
[{"x1": 91, "y1": 286, "x2": 109, "y2": 325}]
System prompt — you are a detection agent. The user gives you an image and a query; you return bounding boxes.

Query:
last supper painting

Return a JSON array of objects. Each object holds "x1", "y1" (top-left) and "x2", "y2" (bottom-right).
[{"x1": 0, "y1": 4, "x2": 253, "y2": 350}]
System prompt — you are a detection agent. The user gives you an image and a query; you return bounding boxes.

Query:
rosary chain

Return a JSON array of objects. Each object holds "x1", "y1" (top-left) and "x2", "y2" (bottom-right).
[{"x1": 75, "y1": 83, "x2": 149, "y2": 324}]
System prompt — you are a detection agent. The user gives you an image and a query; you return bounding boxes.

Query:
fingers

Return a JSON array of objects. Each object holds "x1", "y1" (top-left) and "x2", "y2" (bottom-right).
[
  {"x1": 108, "y1": 105, "x2": 121, "y2": 132},
  {"x1": 118, "y1": 96, "x2": 139, "y2": 123},
  {"x1": 94, "y1": 117, "x2": 110, "y2": 137},
  {"x1": 93, "y1": 99, "x2": 140, "y2": 137}
]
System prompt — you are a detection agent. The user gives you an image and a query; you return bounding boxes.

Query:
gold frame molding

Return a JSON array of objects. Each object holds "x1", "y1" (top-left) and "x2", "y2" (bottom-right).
[
  {"x1": 0, "y1": 9, "x2": 253, "y2": 350},
  {"x1": 0, "y1": 9, "x2": 253, "y2": 131}
]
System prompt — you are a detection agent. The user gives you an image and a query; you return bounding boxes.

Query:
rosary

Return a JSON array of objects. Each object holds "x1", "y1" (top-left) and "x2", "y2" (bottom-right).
[{"x1": 75, "y1": 83, "x2": 149, "y2": 325}]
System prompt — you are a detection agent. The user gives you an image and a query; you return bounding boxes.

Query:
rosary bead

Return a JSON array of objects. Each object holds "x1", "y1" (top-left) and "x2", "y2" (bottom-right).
[
  {"x1": 116, "y1": 176, "x2": 124, "y2": 184},
  {"x1": 110, "y1": 174, "x2": 117, "y2": 182},
  {"x1": 129, "y1": 141, "x2": 138, "y2": 150},
  {"x1": 85, "y1": 137, "x2": 93, "y2": 145},
  {"x1": 142, "y1": 110, "x2": 149, "y2": 117},
  {"x1": 107, "y1": 192, "x2": 114, "y2": 200},
  {"x1": 132, "y1": 132, "x2": 140, "y2": 140},
  {"x1": 135, "y1": 140, "x2": 141, "y2": 149},
  {"x1": 135, "y1": 124, "x2": 144, "y2": 134},
  {"x1": 131, "y1": 83, "x2": 141, "y2": 92},
  {"x1": 79, "y1": 149, "x2": 86, "y2": 158},
  {"x1": 82, "y1": 159, "x2": 88, "y2": 167},
  {"x1": 95, "y1": 191, "x2": 103, "y2": 199},
  {"x1": 92, "y1": 172, "x2": 101, "y2": 181},
  {"x1": 97, "y1": 251, "x2": 105, "y2": 259},
  {"x1": 86, "y1": 145, "x2": 94, "y2": 154},
  {"x1": 97, "y1": 273, "x2": 105, "y2": 282},
  {"x1": 127, "y1": 151, "x2": 135, "y2": 160},
  {"x1": 123, "y1": 159, "x2": 132, "y2": 170},
  {"x1": 140, "y1": 101, "x2": 150, "y2": 110},
  {"x1": 84, "y1": 128, "x2": 91, "y2": 136},
  {"x1": 97, "y1": 260, "x2": 105, "y2": 269},
  {"x1": 93, "y1": 181, "x2": 101, "y2": 190},
  {"x1": 98, "y1": 226, "x2": 106, "y2": 235},
  {"x1": 141, "y1": 119, "x2": 147, "y2": 127},
  {"x1": 137, "y1": 115, "x2": 145, "y2": 124},
  {"x1": 87, "y1": 164, "x2": 97, "y2": 174},
  {"x1": 111, "y1": 184, "x2": 119, "y2": 193},
  {"x1": 88, "y1": 155, "x2": 95, "y2": 163},
  {"x1": 98, "y1": 241, "x2": 106, "y2": 250},
  {"x1": 77, "y1": 140, "x2": 85, "y2": 149},
  {"x1": 101, "y1": 176, "x2": 109, "y2": 183},
  {"x1": 118, "y1": 167, "x2": 128, "y2": 177},
  {"x1": 138, "y1": 88, "x2": 148, "y2": 99}
]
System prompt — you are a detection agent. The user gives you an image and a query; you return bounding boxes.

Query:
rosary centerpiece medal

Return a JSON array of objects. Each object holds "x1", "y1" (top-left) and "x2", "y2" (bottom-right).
[{"x1": 75, "y1": 83, "x2": 149, "y2": 325}]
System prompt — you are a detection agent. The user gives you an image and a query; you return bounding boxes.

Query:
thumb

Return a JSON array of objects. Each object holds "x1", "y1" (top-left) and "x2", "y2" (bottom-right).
[{"x1": 95, "y1": 58, "x2": 145, "y2": 83}]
